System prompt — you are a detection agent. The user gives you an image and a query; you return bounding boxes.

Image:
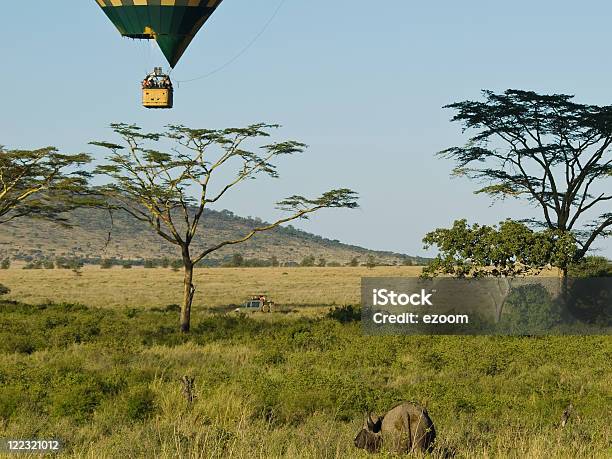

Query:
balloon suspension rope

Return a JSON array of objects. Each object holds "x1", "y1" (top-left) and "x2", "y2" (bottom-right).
[{"x1": 175, "y1": 0, "x2": 287, "y2": 85}]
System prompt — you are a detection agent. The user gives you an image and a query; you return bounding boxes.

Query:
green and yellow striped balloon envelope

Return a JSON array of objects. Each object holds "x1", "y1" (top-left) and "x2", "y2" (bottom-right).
[{"x1": 95, "y1": 0, "x2": 224, "y2": 68}]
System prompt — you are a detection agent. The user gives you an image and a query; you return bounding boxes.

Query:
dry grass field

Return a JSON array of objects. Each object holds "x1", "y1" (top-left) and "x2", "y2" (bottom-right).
[{"x1": 0, "y1": 266, "x2": 423, "y2": 309}]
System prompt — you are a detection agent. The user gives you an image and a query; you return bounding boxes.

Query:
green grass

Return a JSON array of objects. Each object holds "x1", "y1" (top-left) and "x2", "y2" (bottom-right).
[{"x1": 0, "y1": 300, "x2": 610, "y2": 458}]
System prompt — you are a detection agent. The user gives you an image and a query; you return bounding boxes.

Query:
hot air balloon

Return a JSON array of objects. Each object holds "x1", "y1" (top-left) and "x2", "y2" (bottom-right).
[{"x1": 95, "y1": 0, "x2": 224, "y2": 108}]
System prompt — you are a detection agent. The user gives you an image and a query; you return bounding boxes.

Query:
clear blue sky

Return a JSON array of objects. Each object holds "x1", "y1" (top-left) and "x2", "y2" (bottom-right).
[{"x1": 1, "y1": 0, "x2": 611, "y2": 258}]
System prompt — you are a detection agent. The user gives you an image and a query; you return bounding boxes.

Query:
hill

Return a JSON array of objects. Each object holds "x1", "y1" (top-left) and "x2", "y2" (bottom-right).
[{"x1": 0, "y1": 208, "x2": 426, "y2": 266}]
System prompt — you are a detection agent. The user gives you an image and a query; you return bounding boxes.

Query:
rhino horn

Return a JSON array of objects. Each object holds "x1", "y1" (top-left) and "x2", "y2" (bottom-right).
[{"x1": 366, "y1": 413, "x2": 374, "y2": 430}]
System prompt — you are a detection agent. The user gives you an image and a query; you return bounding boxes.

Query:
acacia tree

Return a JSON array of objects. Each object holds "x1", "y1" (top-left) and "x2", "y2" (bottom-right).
[
  {"x1": 442, "y1": 90, "x2": 612, "y2": 270},
  {"x1": 422, "y1": 219, "x2": 577, "y2": 278},
  {"x1": 422, "y1": 219, "x2": 580, "y2": 322},
  {"x1": 93, "y1": 123, "x2": 358, "y2": 332},
  {"x1": 0, "y1": 146, "x2": 91, "y2": 224}
]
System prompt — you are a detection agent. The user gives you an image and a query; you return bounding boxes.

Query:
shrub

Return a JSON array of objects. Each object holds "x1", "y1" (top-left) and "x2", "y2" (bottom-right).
[
  {"x1": 3, "y1": 336, "x2": 36, "y2": 354},
  {"x1": 50, "y1": 380, "x2": 103, "y2": 421},
  {"x1": 568, "y1": 256, "x2": 612, "y2": 277},
  {"x1": 0, "y1": 284, "x2": 10, "y2": 296},
  {"x1": 365, "y1": 255, "x2": 376, "y2": 269},
  {"x1": 43, "y1": 260, "x2": 55, "y2": 269},
  {"x1": 229, "y1": 253, "x2": 244, "y2": 267},
  {"x1": 500, "y1": 284, "x2": 561, "y2": 334},
  {"x1": 100, "y1": 259, "x2": 114, "y2": 269},
  {"x1": 124, "y1": 386, "x2": 155, "y2": 421},
  {"x1": 170, "y1": 259, "x2": 182, "y2": 271},
  {"x1": 300, "y1": 255, "x2": 315, "y2": 267},
  {"x1": 164, "y1": 304, "x2": 181, "y2": 313},
  {"x1": 143, "y1": 259, "x2": 157, "y2": 269},
  {"x1": 0, "y1": 387, "x2": 22, "y2": 419},
  {"x1": 24, "y1": 261, "x2": 43, "y2": 269},
  {"x1": 326, "y1": 305, "x2": 360, "y2": 323}
]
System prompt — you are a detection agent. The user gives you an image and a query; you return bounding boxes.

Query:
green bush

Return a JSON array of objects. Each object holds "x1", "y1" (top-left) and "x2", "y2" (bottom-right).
[
  {"x1": 170, "y1": 259, "x2": 182, "y2": 271},
  {"x1": 568, "y1": 256, "x2": 612, "y2": 277},
  {"x1": 100, "y1": 259, "x2": 115, "y2": 269},
  {"x1": 0, "y1": 386, "x2": 22, "y2": 419},
  {"x1": 143, "y1": 259, "x2": 157, "y2": 269},
  {"x1": 50, "y1": 380, "x2": 104, "y2": 421},
  {"x1": 326, "y1": 305, "x2": 360, "y2": 323},
  {"x1": 3, "y1": 336, "x2": 37, "y2": 354},
  {"x1": 300, "y1": 255, "x2": 315, "y2": 267},
  {"x1": 43, "y1": 260, "x2": 55, "y2": 269},
  {"x1": 23, "y1": 261, "x2": 43, "y2": 269},
  {"x1": 164, "y1": 304, "x2": 181, "y2": 313},
  {"x1": 124, "y1": 386, "x2": 155, "y2": 421},
  {"x1": 500, "y1": 284, "x2": 562, "y2": 334}
]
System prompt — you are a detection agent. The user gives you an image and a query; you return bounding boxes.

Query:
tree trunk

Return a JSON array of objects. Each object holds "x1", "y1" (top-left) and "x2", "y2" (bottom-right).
[
  {"x1": 560, "y1": 266, "x2": 569, "y2": 309},
  {"x1": 181, "y1": 258, "x2": 195, "y2": 333}
]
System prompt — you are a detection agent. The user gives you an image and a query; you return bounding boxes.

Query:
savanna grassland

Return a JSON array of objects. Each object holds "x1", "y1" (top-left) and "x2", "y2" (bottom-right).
[
  {"x1": 0, "y1": 266, "x2": 423, "y2": 310},
  {"x1": 0, "y1": 267, "x2": 610, "y2": 458}
]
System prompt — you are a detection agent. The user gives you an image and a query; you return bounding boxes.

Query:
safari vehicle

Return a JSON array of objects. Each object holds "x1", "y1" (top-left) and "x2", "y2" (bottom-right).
[{"x1": 241, "y1": 295, "x2": 274, "y2": 313}]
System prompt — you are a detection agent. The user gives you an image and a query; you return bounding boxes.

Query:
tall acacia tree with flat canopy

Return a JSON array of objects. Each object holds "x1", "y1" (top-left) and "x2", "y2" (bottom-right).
[
  {"x1": 0, "y1": 146, "x2": 91, "y2": 225},
  {"x1": 93, "y1": 123, "x2": 358, "y2": 332},
  {"x1": 441, "y1": 90, "x2": 612, "y2": 272}
]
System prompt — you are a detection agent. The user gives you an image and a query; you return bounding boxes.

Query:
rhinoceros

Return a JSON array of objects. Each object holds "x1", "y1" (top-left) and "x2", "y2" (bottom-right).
[{"x1": 354, "y1": 402, "x2": 436, "y2": 454}]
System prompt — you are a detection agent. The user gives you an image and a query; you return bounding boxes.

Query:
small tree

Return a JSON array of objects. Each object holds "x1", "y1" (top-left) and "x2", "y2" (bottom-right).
[
  {"x1": 270, "y1": 255, "x2": 279, "y2": 267},
  {"x1": 442, "y1": 90, "x2": 612, "y2": 270},
  {"x1": 170, "y1": 259, "x2": 182, "y2": 272},
  {"x1": 300, "y1": 255, "x2": 316, "y2": 267},
  {"x1": 230, "y1": 253, "x2": 244, "y2": 268},
  {"x1": 348, "y1": 257, "x2": 360, "y2": 267},
  {"x1": 100, "y1": 258, "x2": 114, "y2": 269},
  {"x1": 69, "y1": 259, "x2": 84, "y2": 277},
  {"x1": 94, "y1": 123, "x2": 358, "y2": 332},
  {"x1": 144, "y1": 259, "x2": 157, "y2": 269},
  {"x1": 317, "y1": 257, "x2": 327, "y2": 267},
  {"x1": 423, "y1": 219, "x2": 579, "y2": 321},
  {"x1": 0, "y1": 146, "x2": 91, "y2": 224},
  {"x1": 366, "y1": 255, "x2": 377, "y2": 269},
  {"x1": 0, "y1": 259, "x2": 10, "y2": 269},
  {"x1": 43, "y1": 259, "x2": 55, "y2": 269}
]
